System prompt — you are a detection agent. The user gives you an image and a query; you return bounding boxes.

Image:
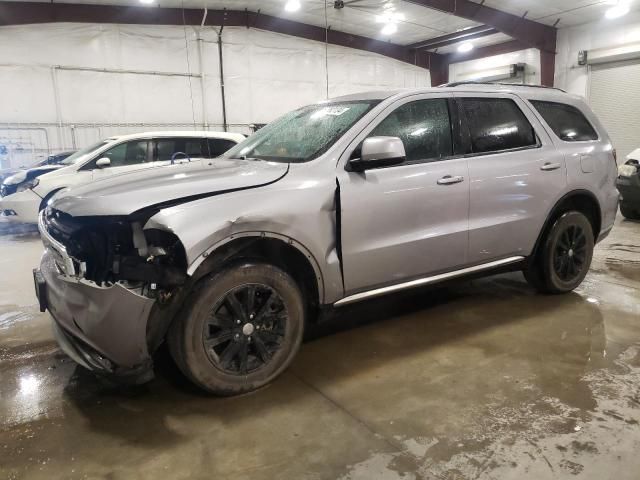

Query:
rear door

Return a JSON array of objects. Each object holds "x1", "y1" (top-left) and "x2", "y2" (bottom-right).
[
  {"x1": 338, "y1": 93, "x2": 470, "y2": 294},
  {"x1": 454, "y1": 93, "x2": 566, "y2": 264}
]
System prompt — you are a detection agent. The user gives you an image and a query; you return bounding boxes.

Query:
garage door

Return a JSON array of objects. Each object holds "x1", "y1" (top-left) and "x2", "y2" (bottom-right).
[{"x1": 589, "y1": 59, "x2": 640, "y2": 160}]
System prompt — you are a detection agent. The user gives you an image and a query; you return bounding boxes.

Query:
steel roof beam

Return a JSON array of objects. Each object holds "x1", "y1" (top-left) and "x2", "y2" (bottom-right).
[
  {"x1": 404, "y1": 0, "x2": 556, "y2": 54},
  {"x1": 407, "y1": 25, "x2": 498, "y2": 51},
  {"x1": 445, "y1": 39, "x2": 530, "y2": 63}
]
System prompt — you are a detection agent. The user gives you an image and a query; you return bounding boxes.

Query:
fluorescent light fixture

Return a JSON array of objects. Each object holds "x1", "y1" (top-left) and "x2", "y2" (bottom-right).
[
  {"x1": 381, "y1": 23, "x2": 398, "y2": 35},
  {"x1": 605, "y1": 4, "x2": 630, "y2": 18},
  {"x1": 458, "y1": 42, "x2": 474, "y2": 53},
  {"x1": 139, "y1": 0, "x2": 154, "y2": 4},
  {"x1": 285, "y1": 0, "x2": 301, "y2": 12}
]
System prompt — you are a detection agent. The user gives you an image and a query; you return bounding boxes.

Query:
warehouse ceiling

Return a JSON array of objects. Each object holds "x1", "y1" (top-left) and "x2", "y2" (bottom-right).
[
  {"x1": 1, "y1": 0, "x2": 638, "y2": 85},
  {"x1": 5, "y1": 0, "x2": 640, "y2": 50}
]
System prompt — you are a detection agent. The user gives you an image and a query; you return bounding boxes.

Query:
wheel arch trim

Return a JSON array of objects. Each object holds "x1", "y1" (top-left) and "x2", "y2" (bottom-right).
[
  {"x1": 186, "y1": 231, "x2": 326, "y2": 304},
  {"x1": 531, "y1": 188, "x2": 602, "y2": 258},
  {"x1": 39, "y1": 186, "x2": 68, "y2": 211}
]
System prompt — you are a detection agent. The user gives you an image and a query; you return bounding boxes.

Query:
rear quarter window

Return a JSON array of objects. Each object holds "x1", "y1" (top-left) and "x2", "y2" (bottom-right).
[
  {"x1": 208, "y1": 138, "x2": 239, "y2": 157},
  {"x1": 530, "y1": 100, "x2": 598, "y2": 142}
]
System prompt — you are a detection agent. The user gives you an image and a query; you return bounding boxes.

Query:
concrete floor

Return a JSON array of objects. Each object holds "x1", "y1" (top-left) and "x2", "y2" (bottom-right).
[{"x1": 1, "y1": 216, "x2": 639, "y2": 480}]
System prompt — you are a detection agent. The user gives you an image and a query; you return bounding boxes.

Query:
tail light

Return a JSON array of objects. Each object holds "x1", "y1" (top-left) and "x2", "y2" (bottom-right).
[{"x1": 612, "y1": 148, "x2": 617, "y2": 166}]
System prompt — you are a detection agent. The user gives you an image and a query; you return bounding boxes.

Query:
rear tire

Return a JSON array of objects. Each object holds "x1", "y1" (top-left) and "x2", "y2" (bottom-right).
[
  {"x1": 168, "y1": 262, "x2": 305, "y2": 395},
  {"x1": 620, "y1": 202, "x2": 640, "y2": 220},
  {"x1": 524, "y1": 211, "x2": 594, "y2": 294}
]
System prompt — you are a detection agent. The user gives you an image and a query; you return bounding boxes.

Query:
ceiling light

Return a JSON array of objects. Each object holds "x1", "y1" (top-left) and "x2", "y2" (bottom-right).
[
  {"x1": 458, "y1": 42, "x2": 474, "y2": 53},
  {"x1": 381, "y1": 23, "x2": 398, "y2": 35},
  {"x1": 605, "y1": 4, "x2": 630, "y2": 18},
  {"x1": 285, "y1": 0, "x2": 301, "y2": 12},
  {"x1": 139, "y1": 0, "x2": 154, "y2": 4},
  {"x1": 376, "y1": 11, "x2": 405, "y2": 23}
]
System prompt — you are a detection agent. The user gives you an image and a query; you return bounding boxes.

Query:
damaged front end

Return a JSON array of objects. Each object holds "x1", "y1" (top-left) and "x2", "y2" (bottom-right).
[
  {"x1": 37, "y1": 207, "x2": 190, "y2": 382},
  {"x1": 42, "y1": 207, "x2": 187, "y2": 290}
]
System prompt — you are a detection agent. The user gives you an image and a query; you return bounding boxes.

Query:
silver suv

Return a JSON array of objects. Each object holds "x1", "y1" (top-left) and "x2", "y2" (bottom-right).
[{"x1": 35, "y1": 84, "x2": 619, "y2": 395}]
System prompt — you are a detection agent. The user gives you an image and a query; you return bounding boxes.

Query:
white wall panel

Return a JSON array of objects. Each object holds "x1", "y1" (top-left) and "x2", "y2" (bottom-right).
[
  {"x1": 555, "y1": 11, "x2": 640, "y2": 97},
  {"x1": 589, "y1": 60, "x2": 640, "y2": 159},
  {"x1": 0, "y1": 22, "x2": 430, "y2": 155},
  {"x1": 0, "y1": 66, "x2": 58, "y2": 123},
  {"x1": 448, "y1": 48, "x2": 541, "y2": 85}
]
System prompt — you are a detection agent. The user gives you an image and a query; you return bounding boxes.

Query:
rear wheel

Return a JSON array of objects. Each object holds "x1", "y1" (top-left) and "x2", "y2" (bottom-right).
[
  {"x1": 620, "y1": 202, "x2": 640, "y2": 220},
  {"x1": 168, "y1": 262, "x2": 305, "y2": 395},
  {"x1": 524, "y1": 211, "x2": 594, "y2": 294}
]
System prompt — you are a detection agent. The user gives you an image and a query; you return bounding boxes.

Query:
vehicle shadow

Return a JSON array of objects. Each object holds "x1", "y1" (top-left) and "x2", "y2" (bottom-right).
[{"x1": 60, "y1": 272, "x2": 608, "y2": 450}]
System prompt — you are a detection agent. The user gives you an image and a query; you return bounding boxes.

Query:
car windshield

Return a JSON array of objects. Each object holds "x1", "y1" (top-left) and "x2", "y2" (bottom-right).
[
  {"x1": 223, "y1": 100, "x2": 379, "y2": 163},
  {"x1": 60, "y1": 140, "x2": 111, "y2": 165}
]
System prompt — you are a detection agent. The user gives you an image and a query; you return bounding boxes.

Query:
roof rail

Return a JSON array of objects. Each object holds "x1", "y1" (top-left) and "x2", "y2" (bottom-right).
[{"x1": 439, "y1": 81, "x2": 566, "y2": 93}]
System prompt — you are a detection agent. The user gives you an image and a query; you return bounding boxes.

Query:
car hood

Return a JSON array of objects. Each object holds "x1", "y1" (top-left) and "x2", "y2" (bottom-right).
[
  {"x1": 4, "y1": 165, "x2": 63, "y2": 185},
  {"x1": 0, "y1": 168, "x2": 19, "y2": 182},
  {"x1": 51, "y1": 158, "x2": 289, "y2": 217}
]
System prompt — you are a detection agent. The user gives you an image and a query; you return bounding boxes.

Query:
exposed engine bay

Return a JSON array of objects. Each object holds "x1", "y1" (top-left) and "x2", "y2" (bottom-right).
[{"x1": 42, "y1": 207, "x2": 187, "y2": 292}]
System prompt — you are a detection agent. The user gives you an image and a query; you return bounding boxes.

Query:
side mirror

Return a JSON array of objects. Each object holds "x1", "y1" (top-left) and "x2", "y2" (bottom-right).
[
  {"x1": 95, "y1": 157, "x2": 111, "y2": 168},
  {"x1": 348, "y1": 136, "x2": 406, "y2": 172}
]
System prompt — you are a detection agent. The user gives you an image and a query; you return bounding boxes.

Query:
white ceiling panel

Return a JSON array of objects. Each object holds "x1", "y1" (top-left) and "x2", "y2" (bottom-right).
[{"x1": 472, "y1": 0, "x2": 640, "y2": 27}]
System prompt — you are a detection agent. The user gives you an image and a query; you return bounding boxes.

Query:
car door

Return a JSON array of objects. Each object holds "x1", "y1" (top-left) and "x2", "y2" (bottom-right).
[
  {"x1": 154, "y1": 137, "x2": 211, "y2": 168},
  {"x1": 87, "y1": 139, "x2": 153, "y2": 180},
  {"x1": 338, "y1": 94, "x2": 470, "y2": 295},
  {"x1": 454, "y1": 93, "x2": 567, "y2": 264}
]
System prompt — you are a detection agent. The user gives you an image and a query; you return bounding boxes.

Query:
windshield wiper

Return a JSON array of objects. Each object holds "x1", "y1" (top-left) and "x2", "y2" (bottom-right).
[{"x1": 229, "y1": 155, "x2": 263, "y2": 161}]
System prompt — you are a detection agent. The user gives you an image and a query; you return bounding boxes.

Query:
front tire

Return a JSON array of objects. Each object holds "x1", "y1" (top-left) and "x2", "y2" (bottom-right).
[
  {"x1": 168, "y1": 262, "x2": 305, "y2": 395},
  {"x1": 524, "y1": 211, "x2": 594, "y2": 294}
]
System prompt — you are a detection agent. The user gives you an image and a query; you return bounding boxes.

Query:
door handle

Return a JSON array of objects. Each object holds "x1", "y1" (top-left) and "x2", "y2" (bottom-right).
[
  {"x1": 437, "y1": 175, "x2": 464, "y2": 185},
  {"x1": 540, "y1": 162, "x2": 561, "y2": 171}
]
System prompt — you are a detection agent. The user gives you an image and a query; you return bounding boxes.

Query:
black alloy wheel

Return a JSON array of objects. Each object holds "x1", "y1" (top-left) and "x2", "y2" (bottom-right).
[
  {"x1": 552, "y1": 224, "x2": 588, "y2": 282},
  {"x1": 203, "y1": 284, "x2": 287, "y2": 375},
  {"x1": 169, "y1": 262, "x2": 305, "y2": 395},
  {"x1": 523, "y1": 211, "x2": 594, "y2": 294}
]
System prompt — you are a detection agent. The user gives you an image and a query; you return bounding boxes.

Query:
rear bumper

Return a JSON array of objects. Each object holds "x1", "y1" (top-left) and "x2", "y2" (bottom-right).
[
  {"x1": 38, "y1": 248, "x2": 156, "y2": 382},
  {"x1": 616, "y1": 176, "x2": 640, "y2": 205},
  {"x1": 0, "y1": 189, "x2": 41, "y2": 223}
]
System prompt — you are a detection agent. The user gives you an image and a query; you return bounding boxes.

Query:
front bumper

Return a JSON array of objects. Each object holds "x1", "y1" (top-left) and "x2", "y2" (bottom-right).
[
  {"x1": 0, "y1": 189, "x2": 41, "y2": 223},
  {"x1": 38, "y1": 248, "x2": 156, "y2": 382}
]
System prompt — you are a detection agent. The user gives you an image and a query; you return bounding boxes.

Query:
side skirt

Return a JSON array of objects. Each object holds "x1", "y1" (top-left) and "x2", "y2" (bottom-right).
[{"x1": 333, "y1": 256, "x2": 525, "y2": 307}]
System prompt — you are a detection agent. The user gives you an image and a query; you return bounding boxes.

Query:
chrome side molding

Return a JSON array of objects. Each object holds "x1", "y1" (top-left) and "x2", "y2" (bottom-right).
[{"x1": 334, "y1": 256, "x2": 525, "y2": 307}]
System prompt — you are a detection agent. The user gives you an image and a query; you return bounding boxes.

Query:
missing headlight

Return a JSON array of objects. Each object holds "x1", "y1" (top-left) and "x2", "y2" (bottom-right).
[{"x1": 43, "y1": 209, "x2": 187, "y2": 289}]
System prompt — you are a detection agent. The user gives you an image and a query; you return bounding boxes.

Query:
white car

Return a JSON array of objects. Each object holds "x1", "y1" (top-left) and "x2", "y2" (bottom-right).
[{"x1": 0, "y1": 131, "x2": 245, "y2": 223}]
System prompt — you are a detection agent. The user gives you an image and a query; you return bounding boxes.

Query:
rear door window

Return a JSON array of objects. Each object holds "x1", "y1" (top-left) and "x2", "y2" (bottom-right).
[
  {"x1": 155, "y1": 138, "x2": 208, "y2": 161},
  {"x1": 368, "y1": 98, "x2": 453, "y2": 163},
  {"x1": 460, "y1": 97, "x2": 537, "y2": 154},
  {"x1": 530, "y1": 100, "x2": 598, "y2": 141}
]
